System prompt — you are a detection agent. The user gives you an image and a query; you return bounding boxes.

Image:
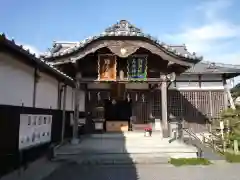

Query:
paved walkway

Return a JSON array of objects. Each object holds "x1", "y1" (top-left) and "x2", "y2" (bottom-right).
[
  {"x1": 2, "y1": 132, "x2": 230, "y2": 180},
  {"x1": 1, "y1": 157, "x2": 60, "y2": 180},
  {"x1": 43, "y1": 162, "x2": 240, "y2": 180},
  {"x1": 2, "y1": 157, "x2": 240, "y2": 180}
]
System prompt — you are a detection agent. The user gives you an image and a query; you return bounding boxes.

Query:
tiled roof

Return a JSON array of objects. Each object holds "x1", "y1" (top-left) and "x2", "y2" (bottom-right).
[
  {"x1": 0, "y1": 33, "x2": 74, "y2": 86},
  {"x1": 42, "y1": 20, "x2": 203, "y2": 61},
  {"x1": 184, "y1": 61, "x2": 240, "y2": 74}
]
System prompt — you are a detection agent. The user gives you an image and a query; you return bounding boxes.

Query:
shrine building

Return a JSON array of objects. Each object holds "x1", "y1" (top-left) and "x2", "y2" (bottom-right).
[{"x1": 40, "y1": 20, "x2": 240, "y2": 138}]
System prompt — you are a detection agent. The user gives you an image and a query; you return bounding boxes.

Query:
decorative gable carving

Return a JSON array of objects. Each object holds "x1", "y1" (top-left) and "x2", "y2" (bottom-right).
[{"x1": 105, "y1": 20, "x2": 142, "y2": 36}]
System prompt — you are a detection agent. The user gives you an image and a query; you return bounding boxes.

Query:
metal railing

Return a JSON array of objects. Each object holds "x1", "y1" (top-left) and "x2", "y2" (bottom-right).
[
  {"x1": 181, "y1": 128, "x2": 204, "y2": 157},
  {"x1": 199, "y1": 131, "x2": 224, "y2": 154},
  {"x1": 182, "y1": 127, "x2": 224, "y2": 155}
]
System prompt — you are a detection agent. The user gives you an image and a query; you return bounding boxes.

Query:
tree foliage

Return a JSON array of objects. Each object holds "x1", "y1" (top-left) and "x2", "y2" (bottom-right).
[
  {"x1": 221, "y1": 107, "x2": 240, "y2": 126},
  {"x1": 231, "y1": 83, "x2": 240, "y2": 99}
]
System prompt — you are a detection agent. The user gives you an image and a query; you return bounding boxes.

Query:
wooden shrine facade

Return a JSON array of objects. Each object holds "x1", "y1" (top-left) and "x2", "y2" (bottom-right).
[
  {"x1": 42, "y1": 20, "x2": 240, "y2": 136},
  {"x1": 87, "y1": 89, "x2": 225, "y2": 133}
]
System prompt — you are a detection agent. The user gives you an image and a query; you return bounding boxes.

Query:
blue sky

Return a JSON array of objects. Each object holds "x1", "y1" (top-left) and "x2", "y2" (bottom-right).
[{"x1": 1, "y1": 0, "x2": 240, "y2": 82}]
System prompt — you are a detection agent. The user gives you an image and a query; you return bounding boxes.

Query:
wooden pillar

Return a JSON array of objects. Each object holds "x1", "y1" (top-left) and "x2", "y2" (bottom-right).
[
  {"x1": 161, "y1": 75, "x2": 169, "y2": 137},
  {"x1": 71, "y1": 72, "x2": 81, "y2": 144},
  {"x1": 223, "y1": 75, "x2": 235, "y2": 109},
  {"x1": 32, "y1": 68, "x2": 38, "y2": 107},
  {"x1": 61, "y1": 84, "x2": 67, "y2": 143}
]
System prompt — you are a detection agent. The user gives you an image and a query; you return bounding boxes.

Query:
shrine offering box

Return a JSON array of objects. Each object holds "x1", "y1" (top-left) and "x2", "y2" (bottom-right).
[{"x1": 106, "y1": 121, "x2": 129, "y2": 132}]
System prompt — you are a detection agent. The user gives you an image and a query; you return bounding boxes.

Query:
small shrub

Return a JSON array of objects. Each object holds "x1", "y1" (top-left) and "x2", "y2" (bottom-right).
[
  {"x1": 225, "y1": 152, "x2": 240, "y2": 163},
  {"x1": 169, "y1": 158, "x2": 211, "y2": 166}
]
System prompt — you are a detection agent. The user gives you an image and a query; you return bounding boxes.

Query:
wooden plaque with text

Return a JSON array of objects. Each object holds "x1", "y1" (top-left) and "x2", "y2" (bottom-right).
[{"x1": 98, "y1": 55, "x2": 117, "y2": 81}]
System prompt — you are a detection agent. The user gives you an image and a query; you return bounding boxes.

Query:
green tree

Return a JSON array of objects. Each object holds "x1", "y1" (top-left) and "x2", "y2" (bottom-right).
[{"x1": 231, "y1": 83, "x2": 240, "y2": 100}]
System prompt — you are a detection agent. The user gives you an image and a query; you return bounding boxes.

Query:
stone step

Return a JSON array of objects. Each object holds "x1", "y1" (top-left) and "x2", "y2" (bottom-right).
[
  {"x1": 55, "y1": 155, "x2": 170, "y2": 165},
  {"x1": 56, "y1": 138, "x2": 197, "y2": 156},
  {"x1": 56, "y1": 144, "x2": 198, "y2": 157},
  {"x1": 55, "y1": 133, "x2": 199, "y2": 162},
  {"x1": 56, "y1": 147, "x2": 197, "y2": 155},
  {"x1": 123, "y1": 148, "x2": 197, "y2": 153},
  {"x1": 54, "y1": 151, "x2": 197, "y2": 164},
  {"x1": 88, "y1": 132, "x2": 163, "y2": 139}
]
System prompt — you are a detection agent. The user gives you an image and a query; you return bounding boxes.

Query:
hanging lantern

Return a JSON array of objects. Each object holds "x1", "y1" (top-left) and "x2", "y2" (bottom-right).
[
  {"x1": 135, "y1": 93, "x2": 138, "y2": 101},
  {"x1": 97, "y1": 92, "x2": 101, "y2": 101},
  {"x1": 127, "y1": 93, "x2": 130, "y2": 102},
  {"x1": 142, "y1": 94, "x2": 145, "y2": 102},
  {"x1": 88, "y1": 92, "x2": 91, "y2": 101}
]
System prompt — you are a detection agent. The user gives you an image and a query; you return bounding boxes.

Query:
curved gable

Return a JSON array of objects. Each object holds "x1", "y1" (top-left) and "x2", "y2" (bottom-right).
[{"x1": 43, "y1": 20, "x2": 203, "y2": 63}]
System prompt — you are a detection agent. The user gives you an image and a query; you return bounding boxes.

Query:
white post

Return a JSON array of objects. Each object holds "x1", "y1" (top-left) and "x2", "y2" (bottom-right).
[{"x1": 161, "y1": 75, "x2": 168, "y2": 138}]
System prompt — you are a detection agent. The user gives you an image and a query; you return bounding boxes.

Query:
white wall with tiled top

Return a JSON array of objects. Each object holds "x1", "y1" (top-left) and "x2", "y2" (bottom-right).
[
  {"x1": 201, "y1": 74, "x2": 223, "y2": 89},
  {"x1": 175, "y1": 74, "x2": 199, "y2": 89},
  {"x1": 0, "y1": 51, "x2": 74, "y2": 110},
  {"x1": 35, "y1": 71, "x2": 59, "y2": 109},
  {"x1": 86, "y1": 74, "x2": 224, "y2": 90},
  {"x1": 0, "y1": 52, "x2": 34, "y2": 107},
  {"x1": 172, "y1": 74, "x2": 224, "y2": 90},
  {"x1": 65, "y1": 85, "x2": 74, "y2": 111}
]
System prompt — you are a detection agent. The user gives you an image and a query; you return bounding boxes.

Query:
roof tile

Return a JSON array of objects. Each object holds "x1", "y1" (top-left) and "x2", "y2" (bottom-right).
[{"x1": 0, "y1": 33, "x2": 74, "y2": 85}]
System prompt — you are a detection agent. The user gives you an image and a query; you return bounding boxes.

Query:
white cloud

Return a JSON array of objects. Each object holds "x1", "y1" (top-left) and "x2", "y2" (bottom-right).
[
  {"x1": 196, "y1": 0, "x2": 232, "y2": 21},
  {"x1": 22, "y1": 44, "x2": 41, "y2": 57},
  {"x1": 166, "y1": 21, "x2": 240, "y2": 55},
  {"x1": 164, "y1": 0, "x2": 240, "y2": 83},
  {"x1": 181, "y1": 22, "x2": 240, "y2": 41},
  {"x1": 164, "y1": 0, "x2": 240, "y2": 63}
]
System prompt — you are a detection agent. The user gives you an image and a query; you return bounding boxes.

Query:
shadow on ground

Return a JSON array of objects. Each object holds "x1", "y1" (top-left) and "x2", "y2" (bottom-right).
[{"x1": 43, "y1": 133, "x2": 139, "y2": 180}]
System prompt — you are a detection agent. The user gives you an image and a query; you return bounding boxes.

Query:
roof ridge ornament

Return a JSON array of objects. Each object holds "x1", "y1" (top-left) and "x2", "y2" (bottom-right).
[
  {"x1": 208, "y1": 62, "x2": 217, "y2": 69},
  {"x1": 105, "y1": 20, "x2": 142, "y2": 36}
]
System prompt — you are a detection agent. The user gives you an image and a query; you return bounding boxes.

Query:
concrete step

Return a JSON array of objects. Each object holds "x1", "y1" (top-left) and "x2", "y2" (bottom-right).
[
  {"x1": 55, "y1": 133, "x2": 198, "y2": 161},
  {"x1": 88, "y1": 132, "x2": 163, "y2": 139},
  {"x1": 55, "y1": 141, "x2": 198, "y2": 159},
  {"x1": 56, "y1": 138, "x2": 196, "y2": 154},
  {"x1": 54, "y1": 151, "x2": 197, "y2": 164},
  {"x1": 54, "y1": 154, "x2": 170, "y2": 164},
  {"x1": 56, "y1": 146, "x2": 197, "y2": 155}
]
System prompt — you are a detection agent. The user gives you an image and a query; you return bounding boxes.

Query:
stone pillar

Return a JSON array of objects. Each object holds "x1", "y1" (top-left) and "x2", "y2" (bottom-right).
[
  {"x1": 161, "y1": 75, "x2": 168, "y2": 138},
  {"x1": 71, "y1": 72, "x2": 81, "y2": 144}
]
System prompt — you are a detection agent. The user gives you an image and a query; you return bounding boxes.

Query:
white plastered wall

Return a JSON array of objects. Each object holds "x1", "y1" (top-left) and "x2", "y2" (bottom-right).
[
  {"x1": 169, "y1": 74, "x2": 224, "y2": 90},
  {"x1": 0, "y1": 52, "x2": 34, "y2": 107},
  {"x1": 65, "y1": 85, "x2": 74, "y2": 111},
  {"x1": 79, "y1": 90, "x2": 85, "y2": 112},
  {"x1": 35, "y1": 72, "x2": 59, "y2": 109}
]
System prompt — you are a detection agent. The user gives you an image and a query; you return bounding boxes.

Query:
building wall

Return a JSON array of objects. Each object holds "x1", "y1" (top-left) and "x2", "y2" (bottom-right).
[
  {"x1": 66, "y1": 86, "x2": 74, "y2": 111},
  {"x1": 0, "y1": 52, "x2": 34, "y2": 107},
  {"x1": 0, "y1": 52, "x2": 74, "y2": 110},
  {"x1": 35, "y1": 72, "x2": 59, "y2": 109},
  {"x1": 79, "y1": 90, "x2": 85, "y2": 111},
  {"x1": 87, "y1": 74, "x2": 224, "y2": 90},
  {"x1": 87, "y1": 83, "x2": 111, "y2": 89},
  {"x1": 201, "y1": 74, "x2": 223, "y2": 89},
  {"x1": 173, "y1": 74, "x2": 224, "y2": 90},
  {"x1": 86, "y1": 74, "x2": 226, "y2": 133}
]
